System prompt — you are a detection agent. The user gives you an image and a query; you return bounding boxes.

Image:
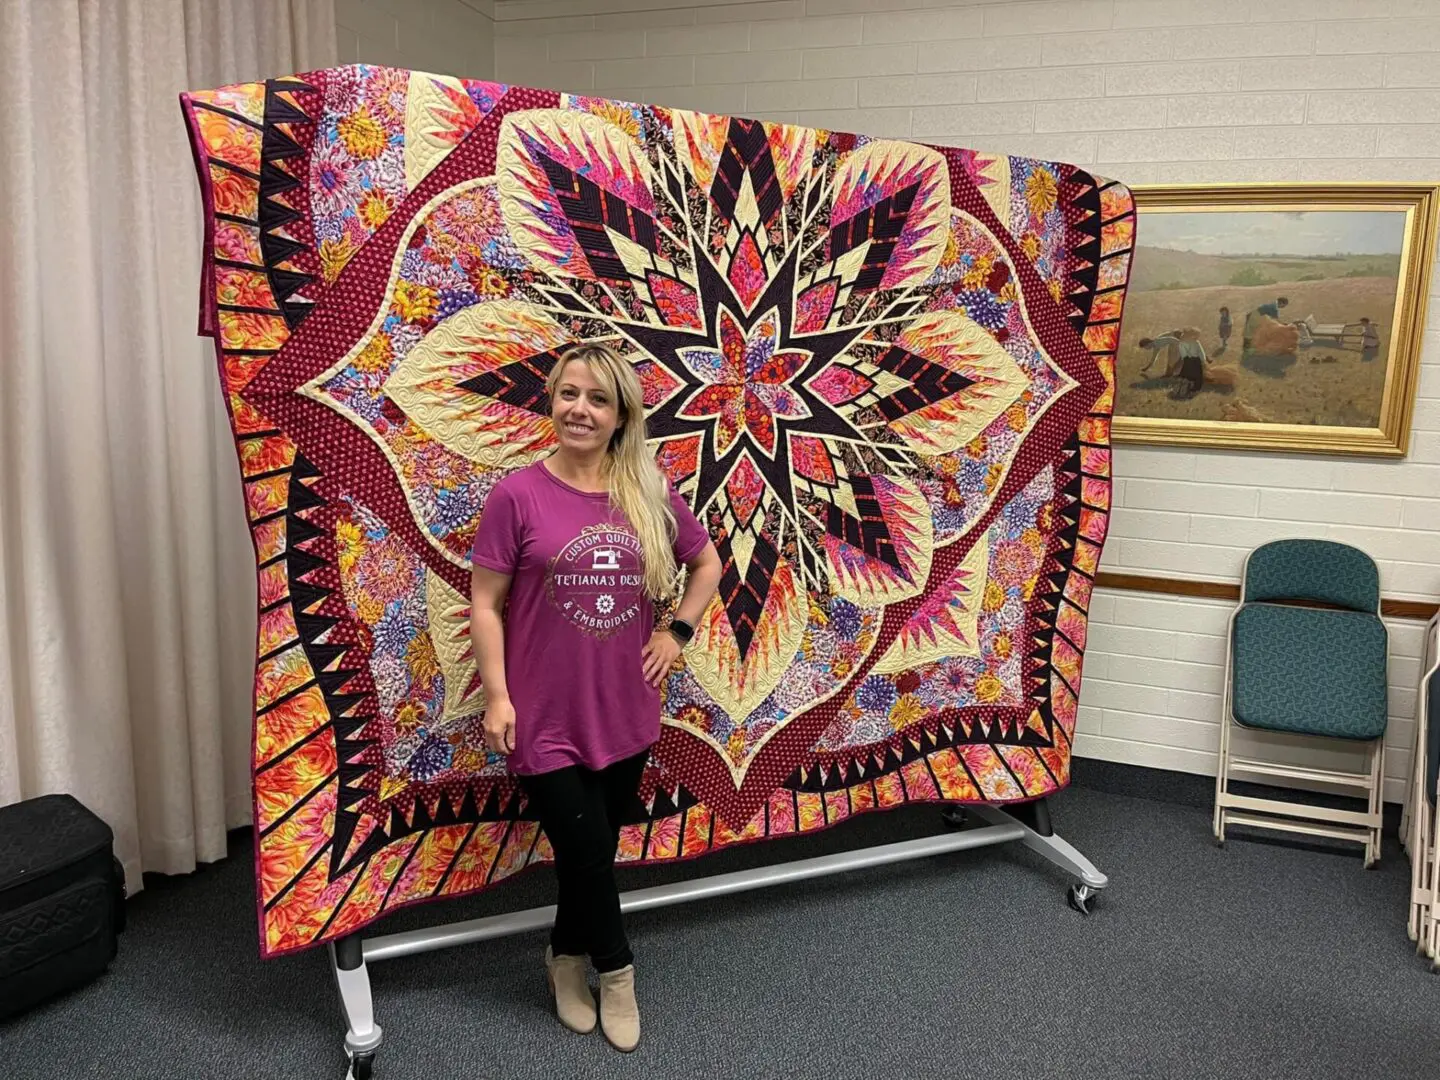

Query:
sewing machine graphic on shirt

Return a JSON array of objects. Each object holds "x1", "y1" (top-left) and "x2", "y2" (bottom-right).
[{"x1": 590, "y1": 548, "x2": 622, "y2": 570}]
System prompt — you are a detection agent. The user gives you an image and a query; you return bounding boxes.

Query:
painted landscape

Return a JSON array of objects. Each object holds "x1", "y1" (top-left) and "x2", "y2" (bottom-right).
[{"x1": 1117, "y1": 210, "x2": 1406, "y2": 428}]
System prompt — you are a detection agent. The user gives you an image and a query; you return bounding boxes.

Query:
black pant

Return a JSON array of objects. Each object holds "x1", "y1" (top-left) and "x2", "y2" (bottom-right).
[{"x1": 518, "y1": 749, "x2": 648, "y2": 973}]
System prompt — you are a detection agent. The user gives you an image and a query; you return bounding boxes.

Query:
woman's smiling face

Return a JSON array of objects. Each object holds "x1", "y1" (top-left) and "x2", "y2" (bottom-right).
[{"x1": 551, "y1": 359, "x2": 621, "y2": 454}]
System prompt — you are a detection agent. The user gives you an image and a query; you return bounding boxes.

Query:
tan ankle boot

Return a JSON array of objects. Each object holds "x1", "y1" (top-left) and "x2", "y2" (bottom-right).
[
  {"x1": 597, "y1": 965, "x2": 640, "y2": 1052},
  {"x1": 545, "y1": 947, "x2": 597, "y2": 1034}
]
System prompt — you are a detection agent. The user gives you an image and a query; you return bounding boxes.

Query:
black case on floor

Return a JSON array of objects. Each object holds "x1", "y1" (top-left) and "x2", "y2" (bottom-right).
[{"x1": 0, "y1": 793, "x2": 126, "y2": 1019}]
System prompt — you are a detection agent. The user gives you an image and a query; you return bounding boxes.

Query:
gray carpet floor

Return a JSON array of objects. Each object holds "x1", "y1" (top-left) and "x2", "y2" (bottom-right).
[{"x1": 5, "y1": 783, "x2": 1439, "y2": 1080}]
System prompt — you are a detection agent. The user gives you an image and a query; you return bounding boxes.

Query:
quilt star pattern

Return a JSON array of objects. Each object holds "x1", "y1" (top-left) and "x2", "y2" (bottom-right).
[{"x1": 180, "y1": 66, "x2": 1135, "y2": 957}]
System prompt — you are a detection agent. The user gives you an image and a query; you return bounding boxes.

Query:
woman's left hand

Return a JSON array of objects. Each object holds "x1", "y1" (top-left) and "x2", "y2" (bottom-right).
[{"x1": 641, "y1": 629, "x2": 682, "y2": 689}]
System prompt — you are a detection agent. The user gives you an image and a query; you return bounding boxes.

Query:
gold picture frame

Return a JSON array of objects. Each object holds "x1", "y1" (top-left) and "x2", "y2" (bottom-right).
[{"x1": 1113, "y1": 183, "x2": 1439, "y2": 457}]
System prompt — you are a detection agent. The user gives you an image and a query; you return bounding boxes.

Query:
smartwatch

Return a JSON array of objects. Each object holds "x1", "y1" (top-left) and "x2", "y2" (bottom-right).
[{"x1": 667, "y1": 619, "x2": 695, "y2": 646}]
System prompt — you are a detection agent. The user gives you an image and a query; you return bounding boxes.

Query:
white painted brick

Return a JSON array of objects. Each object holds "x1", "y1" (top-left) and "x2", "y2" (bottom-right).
[
  {"x1": 1386, "y1": 53, "x2": 1440, "y2": 89},
  {"x1": 1240, "y1": 57, "x2": 1381, "y2": 92},
  {"x1": 1377, "y1": 125, "x2": 1440, "y2": 157},
  {"x1": 803, "y1": 43, "x2": 917, "y2": 79},
  {"x1": 1077, "y1": 704, "x2": 1105, "y2": 736},
  {"x1": 1263, "y1": 490, "x2": 1406, "y2": 529},
  {"x1": 862, "y1": 7, "x2": 982, "y2": 45},
  {"x1": 751, "y1": 16, "x2": 862, "y2": 51},
  {"x1": 696, "y1": 0, "x2": 803, "y2": 22},
  {"x1": 858, "y1": 74, "x2": 977, "y2": 108},
  {"x1": 1171, "y1": 631, "x2": 1230, "y2": 667},
  {"x1": 1299, "y1": 158, "x2": 1440, "y2": 182},
  {"x1": 1234, "y1": 125, "x2": 1379, "y2": 160},
  {"x1": 1411, "y1": 397, "x2": 1440, "y2": 432},
  {"x1": 494, "y1": 15, "x2": 592, "y2": 36},
  {"x1": 1193, "y1": 454, "x2": 1333, "y2": 489},
  {"x1": 1310, "y1": 89, "x2": 1440, "y2": 124},
  {"x1": 1118, "y1": 538, "x2": 1247, "y2": 578},
  {"x1": 1112, "y1": 594, "x2": 1230, "y2": 634},
  {"x1": 1081, "y1": 679, "x2": 1173, "y2": 715},
  {"x1": 1107, "y1": 507, "x2": 1192, "y2": 543},
  {"x1": 746, "y1": 78, "x2": 856, "y2": 112},
  {"x1": 1390, "y1": 624, "x2": 1428, "y2": 661},
  {"x1": 1379, "y1": 561, "x2": 1440, "y2": 601},
  {"x1": 1036, "y1": 97, "x2": 1166, "y2": 133},
  {"x1": 337, "y1": 0, "x2": 398, "y2": 48},
  {"x1": 803, "y1": 0, "x2": 929, "y2": 13},
  {"x1": 1334, "y1": 461, "x2": 1440, "y2": 497},
  {"x1": 1186, "y1": 22, "x2": 1315, "y2": 59},
  {"x1": 1106, "y1": 61, "x2": 1238, "y2": 98},
  {"x1": 593, "y1": 10, "x2": 691, "y2": 30},
  {"x1": 1088, "y1": 623, "x2": 1178, "y2": 661},
  {"x1": 1249, "y1": 0, "x2": 1381, "y2": 18},
  {"x1": 970, "y1": 132, "x2": 1099, "y2": 163},
  {"x1": 696, "y1": 49, "x2": 798, "y2": 83},
  {"x1": 1042, "y1": 28, "x2": 1172, "y2": 66},
  {"x1": 1089, "y1": 593, "x2": 1119, "y2": 624},
  {"x1": 645, "y1": 23, "x2": 748, "y2": 56},
  {"x1": 356, "y1": 33, "x2": 405, "y2": 68},
  {"x1": 1329, "y1": 524, "x2": 1440, "y2": 563},
  {"x1": 594, "y1": 56, "x2": 694, "y2": 88},
  {"x1": 1392, "y1": 656, "x2": 1423, "y2": 689},
  {"x1": 984, "y1": 0, "x2": 1112, "y2": 37},
  {"x1": 501, "y1": 56, "x2": 592, "y2": 88},
  {"x1": 1108, "y1": 655, "x2": 1226, "y2": 695},
  {"x1": 1168, "y1": 93, "x2": 1307, "y2": 127},
  {"x1": 1403, "y1": 499, "x2": 1440, "y2": 531},
  {"x1": 1112, "y1": 446, "x2": 1196, "y2": 481},
  {"x1": 797, "y1": 107, "x2": 911, "y2": 137},
  {"x1": 975, "y1": 66, "x2": 1105, "y2": 103},
  {"x1": 1104, "y1": 711, "x2": 1219, "y2": 754},
  {"x1": 548, "y1": 29, "x2": 644, "y2": 61},
  {"x1": 338, "y1": 28, "x2": 360, "y2": 63},
  {"x1": 918, "y1": 38, "x2": 1041, "y2": 74},
  {"x1": 911, "y1": 102, "x2": 1035, "y2": 137},
  {"x1": 1316, "y1": 18, "x2": 1440, "y2": 55},
  {"x1": 1072, "y1": 734, "x2": 1217, "y2": 777},
  {"x1": 1098, "y1": 127, "x2": 1234, "y2": 162},
  {"x1": 1113, "y1": 0, "x2": 1250, "y2": 28},
  {"x1": 1186, "y1": 515, "x2": 1325, "y2": 550},
  {"x1": 609, "y1": 83, "x2": 747, "y2": 113},
  {"x1": 1117, "y1": 480, "x2": 1255, "y2": 521}
]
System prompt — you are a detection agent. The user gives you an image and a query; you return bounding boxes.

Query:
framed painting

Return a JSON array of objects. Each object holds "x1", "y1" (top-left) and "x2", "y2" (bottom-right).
[{"x1": 1114, "y1": 183, "x2": 1439, "y2": 457}]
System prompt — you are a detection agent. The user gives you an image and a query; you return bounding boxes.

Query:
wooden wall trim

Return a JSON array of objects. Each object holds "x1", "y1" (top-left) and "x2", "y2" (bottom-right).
[{"x1": 1093, "y1": 571, "x2": 1438, "y2": 622}]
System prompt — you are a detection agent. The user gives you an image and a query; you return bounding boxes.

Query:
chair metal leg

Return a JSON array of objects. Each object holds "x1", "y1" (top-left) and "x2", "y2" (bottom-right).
[
  {"x1": 331, "y1": 935, "x2": 382, "y2": 1079},
  {"x1": 1365, "y1": 738, "x2": 1384, "y2": 868},
  {"x1": 1214, "y1": 711, "x2": 1233, "y2": 845}
]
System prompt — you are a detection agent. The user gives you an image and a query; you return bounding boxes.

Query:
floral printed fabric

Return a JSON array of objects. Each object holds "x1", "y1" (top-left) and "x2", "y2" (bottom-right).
[{"x1": 181, "y1": 66, "x2": 1135, "y2": 956}]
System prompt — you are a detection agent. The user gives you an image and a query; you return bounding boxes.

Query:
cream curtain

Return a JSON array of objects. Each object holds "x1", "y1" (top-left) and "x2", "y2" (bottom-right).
[{"x1": 0, "y1": 0, "x2": 336, "y2": 891}]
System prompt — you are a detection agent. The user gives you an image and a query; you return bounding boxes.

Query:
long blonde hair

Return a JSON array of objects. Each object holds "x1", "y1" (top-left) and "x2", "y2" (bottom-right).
[{"x1": 547, "y1": 344, "x2": 679, "y2": 599}]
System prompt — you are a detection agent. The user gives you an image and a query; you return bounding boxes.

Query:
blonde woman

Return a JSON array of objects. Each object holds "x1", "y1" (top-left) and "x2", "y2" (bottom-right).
[{"x1": 469, "y1": 343, "x2": 722, "y2": 1052}]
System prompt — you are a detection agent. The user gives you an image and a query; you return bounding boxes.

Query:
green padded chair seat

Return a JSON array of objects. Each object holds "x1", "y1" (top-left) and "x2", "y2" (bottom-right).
[{"x1": 1232, "y1": 603, "x2": 1387, "y2": 741}]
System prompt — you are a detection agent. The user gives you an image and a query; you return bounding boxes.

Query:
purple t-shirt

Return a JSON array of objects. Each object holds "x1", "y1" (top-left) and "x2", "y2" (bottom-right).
[{"x1": 471, "y1": 461, "x2": 709, "y2": 776}]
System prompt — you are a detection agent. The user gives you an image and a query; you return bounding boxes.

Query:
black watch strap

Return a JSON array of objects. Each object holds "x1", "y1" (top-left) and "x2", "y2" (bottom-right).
[{"x1": 668, "y1": 619, "x2": 695, "y2": 644}]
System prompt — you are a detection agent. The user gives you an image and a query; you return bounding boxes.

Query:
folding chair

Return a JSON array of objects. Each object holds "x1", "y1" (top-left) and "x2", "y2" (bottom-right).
[
  {"x1": 1406, "y1": 614, "x2": 1440, "y2": 958},
  {"x1": 1213, "y1": 539, "x2": 1388, "y2": 867}
]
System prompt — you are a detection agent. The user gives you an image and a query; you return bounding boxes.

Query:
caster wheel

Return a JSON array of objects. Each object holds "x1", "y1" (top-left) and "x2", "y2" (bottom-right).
[
  {"x1": 1067, "y1": 883, "x2": 1098, "y2": 915},
  {"x1": 348, "y1": 1053, "x2": 375, "y2": 1080},
  {"x1": 941, "y1": 807, "x2": 968, "y2": 830}
]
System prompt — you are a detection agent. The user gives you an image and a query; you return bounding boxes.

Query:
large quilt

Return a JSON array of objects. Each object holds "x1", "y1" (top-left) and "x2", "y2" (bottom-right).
[{"x1": 180, "y1": 66, "x2": 1135, "y2": 957}]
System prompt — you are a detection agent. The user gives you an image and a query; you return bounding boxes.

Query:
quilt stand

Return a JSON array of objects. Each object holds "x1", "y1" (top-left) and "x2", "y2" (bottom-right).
[{"x1": 328, "y1": 800, "x2": 1107, "y2": 1079}]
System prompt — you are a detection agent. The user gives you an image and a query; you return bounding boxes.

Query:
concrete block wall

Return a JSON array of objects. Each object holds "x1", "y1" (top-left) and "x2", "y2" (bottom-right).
[
  {"x1": 338, "y1": 0, "x2": 495, "y2": 77},
  {"x1": 483, "y1": 0, "x2": 1440, "y2": 802}
]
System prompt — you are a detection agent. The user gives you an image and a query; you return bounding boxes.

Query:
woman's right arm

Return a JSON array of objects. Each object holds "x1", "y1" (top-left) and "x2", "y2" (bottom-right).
[{"x1": 471, "y1": 566, "x2": 517, "y2": 755}]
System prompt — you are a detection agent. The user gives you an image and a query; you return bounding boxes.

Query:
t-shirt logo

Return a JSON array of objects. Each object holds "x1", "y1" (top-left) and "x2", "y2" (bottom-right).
[{"x1": 546, "y1": 525, "x2": 644, "y2": 638}]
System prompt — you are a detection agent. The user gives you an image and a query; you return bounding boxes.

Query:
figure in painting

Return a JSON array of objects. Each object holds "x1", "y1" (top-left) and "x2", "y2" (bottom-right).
[{"x1": 1360, "y1": 317, "x2": 1381, "y2": 362}]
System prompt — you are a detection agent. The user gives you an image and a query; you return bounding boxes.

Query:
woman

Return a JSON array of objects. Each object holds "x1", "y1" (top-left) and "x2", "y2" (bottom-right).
[{"x1": 470, "y1": 343, "x2": 722, "y2": 1052}]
